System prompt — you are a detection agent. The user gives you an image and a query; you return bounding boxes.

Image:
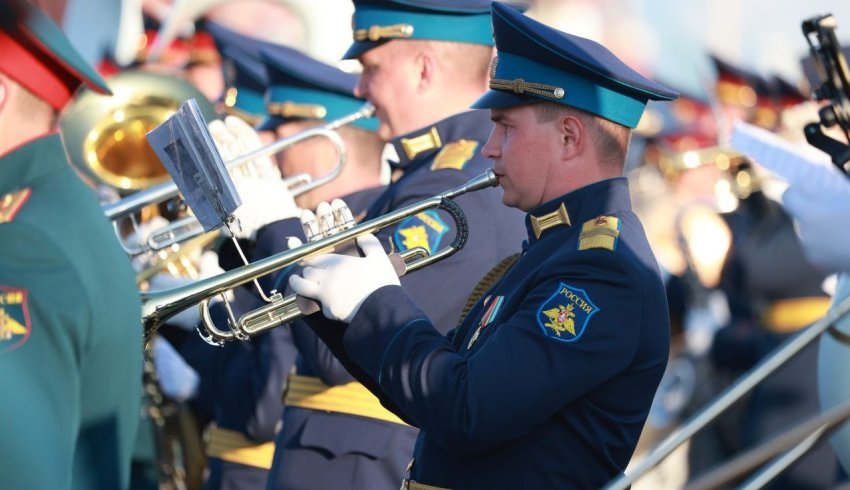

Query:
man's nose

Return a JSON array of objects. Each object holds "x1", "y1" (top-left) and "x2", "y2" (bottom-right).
[
  {"x1": 354, "y1": 76, "x2": 367, "y2": 98},
  {"x1": 481, "y1": 127, "x2": 500, "y2": 159}
]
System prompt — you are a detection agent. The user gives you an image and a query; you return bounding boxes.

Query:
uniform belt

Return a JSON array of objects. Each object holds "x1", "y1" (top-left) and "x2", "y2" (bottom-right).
[
  {"x1": 762, "y1": 297, "x2": 831, "y2": 333},
  {"x1": 400, "y1": 479, "x2": 452, "y2": 490},
  {"x1": 283, "y1": 374, "x2": 408, "y2": 426},
  {"x1": 205, "y1": 426, "x2": 275, "y2": 470}
]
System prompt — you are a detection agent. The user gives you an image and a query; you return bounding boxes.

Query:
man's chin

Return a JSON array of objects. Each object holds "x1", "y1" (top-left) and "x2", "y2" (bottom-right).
[{"x1": 500, "y1": 190, "x2": 517, "y2": 209}]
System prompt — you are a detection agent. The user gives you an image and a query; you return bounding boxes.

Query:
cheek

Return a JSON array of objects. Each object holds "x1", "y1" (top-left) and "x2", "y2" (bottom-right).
[
  {"x1": 383, "y1": 71, "x2": 416, "y2": 111},
  {"x1": 280, "y1": 146, "x2": 312, "y2": 176}
]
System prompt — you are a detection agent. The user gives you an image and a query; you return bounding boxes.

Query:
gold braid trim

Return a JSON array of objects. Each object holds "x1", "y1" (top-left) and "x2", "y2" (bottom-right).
[
  {"x1": 353, "y1": 24, "x2": 414, "y2": 42},
  {"x1": 489, "y1": 78, "x2": 565, "y2": 100},
  {"x1": 457, "y1": 253, "x2": 521, "y2": 324},
  {"x1": 266, "y1": 101, "x2": 327, "y2": 119}
]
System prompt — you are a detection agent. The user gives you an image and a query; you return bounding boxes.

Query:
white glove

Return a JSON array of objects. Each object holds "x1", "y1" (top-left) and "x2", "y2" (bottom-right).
[
  {"x1": 232, "y1": 177, "x2": 300, "y2": 239},
  {"x1": 152, "y1": 336, "x2": 200, "y2": 403},
  {"x1": 730, "y1": 121, "x2": 850, "y2": 273},
  {"x1": 783, "y1": 180, "x2": 850, "y2": 273},
  {"x1": 209, "y1": 116, "x2": 281, "y2": 182},
  {"x1": 289, "y1": 233, "x2": 400, "y2": 323}
]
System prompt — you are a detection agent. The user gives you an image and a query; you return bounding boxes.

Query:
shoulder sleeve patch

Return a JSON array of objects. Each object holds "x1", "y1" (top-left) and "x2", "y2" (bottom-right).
[
  {"x1": 430, "y1": 140, "x2": 479, "y2": 171},
  {"x1": 536, "y1": 282, "x2": 599, "y2": 343},
  {"x1": 393, "y1": 210, "x2": 449, "y2": 254},
  {"x1": 0, "y1": 286, "x2": 32, "y2": 353},
  {"x1": 578, "y1": 215, "x2": 620, "y2": 251},
  {"x1": 0, "y1": 188, "x2": 32, "y2": 224}
]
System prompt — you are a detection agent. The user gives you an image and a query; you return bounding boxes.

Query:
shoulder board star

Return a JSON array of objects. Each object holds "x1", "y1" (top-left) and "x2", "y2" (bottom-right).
[
  {"x1": 578, "y1": 215, "x2": 620, "y2": 251},
  {"x1": 431, "y1": 140, "x2": 479, "y2": 171},
  {"x1": 0, "y1": 188, "x2": 31, "y2": 224}
]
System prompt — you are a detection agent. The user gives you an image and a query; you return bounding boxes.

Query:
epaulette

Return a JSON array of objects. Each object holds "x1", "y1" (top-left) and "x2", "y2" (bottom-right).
[
  {"x1": 0, "y1": 188, "x2": 31, "y2": 224},
  {"x1": 578, "y1": 215, "x2": 620, "y2": 251},
  {"x1": 431, "y1": 139, "x2": 479, "y2": 171}
]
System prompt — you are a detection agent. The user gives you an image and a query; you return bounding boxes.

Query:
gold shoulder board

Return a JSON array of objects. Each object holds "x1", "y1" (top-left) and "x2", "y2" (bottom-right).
[
  {"x1": 0, "y1": 188, "x2": 31, "y2": 224},
  {"x1": 578, "y1": 215, "x2": 620, "y2": 251},
  {"x1": 431, "y1": 140, "x2": 479, "y2": 171}
]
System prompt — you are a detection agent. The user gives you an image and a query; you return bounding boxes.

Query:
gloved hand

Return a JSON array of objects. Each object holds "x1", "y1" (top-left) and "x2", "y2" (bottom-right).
[
  {"x1": 783, "y1": 178, "x2": 850, "y2": 273},
  {"x1": 289, "y1": 233, "x2": 399, "y2": 323},
  {"x1": 729, "y1": 120, "x2": 850, "y2": 273},
  {"x1": 232, "y1": 177, "x2": 300, "y2": 239},
  {"x1": 152, "y1": 336, "x2": 200, "y2": 403},
  {"x1": 209, "y1": 116, "x2": 281, "y2": 181}
]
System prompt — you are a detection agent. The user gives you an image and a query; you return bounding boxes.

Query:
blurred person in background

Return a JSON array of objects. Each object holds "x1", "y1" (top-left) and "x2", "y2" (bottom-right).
[{"x1": 0, "y1": 2, "x2": 142, "y2": 488}]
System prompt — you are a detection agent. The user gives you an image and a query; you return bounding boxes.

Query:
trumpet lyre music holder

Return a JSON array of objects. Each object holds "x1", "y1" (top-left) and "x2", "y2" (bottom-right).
[{"x1": 105, "y1": 103, "x2": 375, "y2": 257}]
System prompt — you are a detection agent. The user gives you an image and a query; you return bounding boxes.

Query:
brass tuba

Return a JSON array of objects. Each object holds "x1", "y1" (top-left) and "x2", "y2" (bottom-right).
[{"x1": 61, "y1": 70, "x2": 218, "y2": 193}]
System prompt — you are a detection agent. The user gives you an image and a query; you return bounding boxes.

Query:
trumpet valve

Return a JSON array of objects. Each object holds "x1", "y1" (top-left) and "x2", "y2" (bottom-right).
[
  {"x1": 301, "y1": 209, "x2": 321, "y2": 242},
  {"x1": 316, "y1": 202, "x2": 336, "y2": 237},
  {"x1": 331, "y1": 199, "x2": 356, "y2": 231}
]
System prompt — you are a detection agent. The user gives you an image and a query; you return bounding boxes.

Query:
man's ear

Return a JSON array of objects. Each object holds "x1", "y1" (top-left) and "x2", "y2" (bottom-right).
[
  {"x1": 0, "y1": 74, "x2": 9, "y2": 115},
  {"x1": 415, "y1": 50, "x2": 436, "y2": 93},
  {"x1": 560, "y1": 114, "x2": 585, "y2": 160}
]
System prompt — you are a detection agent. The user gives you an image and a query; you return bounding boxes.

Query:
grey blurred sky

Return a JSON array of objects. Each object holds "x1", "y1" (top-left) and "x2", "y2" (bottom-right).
[
  {"x1": 525, "y1": 0, "x2": 850, "y2": 96},
  {"x1": 640, "y1": 0, "x2": 850, "y2": 94}
]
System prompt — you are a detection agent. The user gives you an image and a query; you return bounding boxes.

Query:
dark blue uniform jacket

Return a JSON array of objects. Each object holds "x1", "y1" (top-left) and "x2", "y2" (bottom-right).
[
  {"x1": 267, "y1": 110, "x2": 525, "y2": 489},
  {"x1": 304, "y1": 177, "x2": 671, "y2": 489},
  {"x1": 190, "y1": 187, "x2": 382, "y2": 490}
]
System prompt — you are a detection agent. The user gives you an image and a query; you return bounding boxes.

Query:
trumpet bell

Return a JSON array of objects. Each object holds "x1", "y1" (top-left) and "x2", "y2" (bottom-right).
[{"x1": 61, "y1": 71, "x2": 217, "y2": 192}]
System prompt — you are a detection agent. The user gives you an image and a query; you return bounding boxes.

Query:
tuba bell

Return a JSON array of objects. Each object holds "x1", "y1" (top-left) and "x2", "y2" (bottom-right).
[{"x1": 60, "y1": 70, "x2": 218, "y2": 193}]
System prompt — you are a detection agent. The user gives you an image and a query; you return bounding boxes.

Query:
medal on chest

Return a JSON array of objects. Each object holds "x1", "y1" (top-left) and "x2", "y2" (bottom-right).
[{"x1": 467, "y1": 295, "x2": 504, "y2": 349}]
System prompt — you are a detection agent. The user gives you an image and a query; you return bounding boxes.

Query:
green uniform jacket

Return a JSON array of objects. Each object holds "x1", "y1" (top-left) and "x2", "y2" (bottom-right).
[{"x1": 0, "y1": 134, "x2": 142, "y2": 490}]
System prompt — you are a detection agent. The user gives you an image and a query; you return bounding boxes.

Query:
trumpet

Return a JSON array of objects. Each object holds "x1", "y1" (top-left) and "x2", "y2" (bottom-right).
[
  {"x1": 106, "y1": 103, "x2": 376, "y2": 256},
  {"x1": 141, "y1": 170, "x2": 499, "y2": 344}
]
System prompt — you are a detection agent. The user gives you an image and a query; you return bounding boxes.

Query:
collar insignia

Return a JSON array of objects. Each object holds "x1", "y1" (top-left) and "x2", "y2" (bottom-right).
[
  {"x1": 431, "y1": 140, "x2": 478, "y2": 171},
  {"x1": 0, "y1": 286, "x2": 32, "y2": 353},
  {"x1": 0, "y1": 188, "x2": 31, "y2": 224},
  {"x1": 530, "y1": 202, "x2": 570, "y2": 239},
  {"x1": 536, "y1": 283, "x2": 599, "y2": 343},
  {"x1": 400, "y1": 127, "x2": 442, "y2": 160},
  {"x1": 578, "y1": 215, "x2": 620, "y2": 251}
]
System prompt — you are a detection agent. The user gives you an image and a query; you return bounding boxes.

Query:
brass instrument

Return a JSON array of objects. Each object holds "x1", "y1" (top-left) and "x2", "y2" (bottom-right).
[
  {"x1": 61, "y1": 71, "x2": 217, "y2": 192},
  {"x1": 656, "y1": 145, "x2": 745, "y2": 180},
  {"x1": 141, "y1": 170, "x2": 499, "y2": 343},
  {"x1": 104, "y1": 103, "x2": 375, "y2": 256}
]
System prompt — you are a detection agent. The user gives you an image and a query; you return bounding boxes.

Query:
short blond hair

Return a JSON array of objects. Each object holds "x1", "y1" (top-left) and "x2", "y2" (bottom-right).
[
  {"x1": 398, "y1": 40, "x2": 493, "y2": 85},
  {"x1": 533, "y1": 102, "x2": 631, "y2": 169}
]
